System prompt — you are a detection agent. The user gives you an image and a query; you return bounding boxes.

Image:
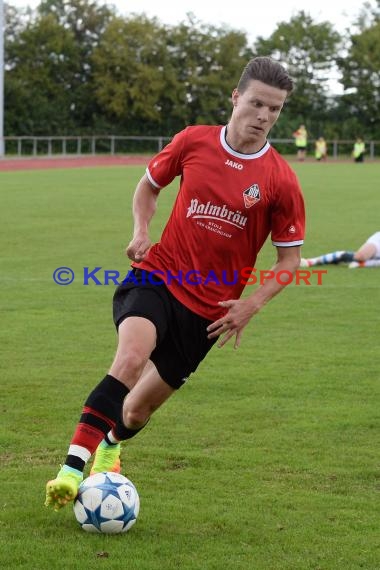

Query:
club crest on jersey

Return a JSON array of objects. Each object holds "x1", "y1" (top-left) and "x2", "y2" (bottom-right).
[{"x1": 243, "y1": 184, "x2": 261, "y2": 208}]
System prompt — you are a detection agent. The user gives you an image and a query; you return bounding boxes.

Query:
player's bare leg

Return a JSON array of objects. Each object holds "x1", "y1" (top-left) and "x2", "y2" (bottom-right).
[
  {"x1": 90, "y1": 360, "x2": 159, "y2": 475},
  {"x1": 353, "y1": 242, "x2": 376, "y2": 262},
  {"x1": 46, "y1": 317, "x2": 157, "y2": 510},
  {"x1": 121, "y1": 363, "x2": 175, "y2": 430},
  {"x1": 349, "y1": 242, "x2": 377, "y2": 268},
  {"x1": 92, "y1": 360, "x2": 175, "y2": 475}
]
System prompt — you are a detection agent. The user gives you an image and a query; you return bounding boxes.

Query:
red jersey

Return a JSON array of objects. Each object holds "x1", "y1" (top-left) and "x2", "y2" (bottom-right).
[{"x1": 135, "y1": 125, "x2": 305, "y2": 320}]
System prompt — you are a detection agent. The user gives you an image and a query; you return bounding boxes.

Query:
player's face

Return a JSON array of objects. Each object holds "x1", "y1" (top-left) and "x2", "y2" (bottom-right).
[{"x1": 229, "y1": 80, "x2": 287, "y2": 152}]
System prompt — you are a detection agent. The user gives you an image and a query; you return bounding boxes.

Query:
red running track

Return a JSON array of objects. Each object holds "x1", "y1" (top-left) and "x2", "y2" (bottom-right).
[{"x1": 0, "y1": 155, "x2": 151, "y2": 172}]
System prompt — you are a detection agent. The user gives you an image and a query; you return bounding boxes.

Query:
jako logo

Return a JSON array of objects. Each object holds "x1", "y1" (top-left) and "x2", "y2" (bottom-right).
[{"x1": 225, "y1": 159, "x2": 243, "y2": 170}]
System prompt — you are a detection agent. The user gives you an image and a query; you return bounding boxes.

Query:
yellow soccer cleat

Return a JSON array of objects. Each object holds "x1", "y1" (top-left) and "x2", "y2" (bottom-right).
[{"x1": 45, "y1": 468, "x2": 82, "y2": 511}]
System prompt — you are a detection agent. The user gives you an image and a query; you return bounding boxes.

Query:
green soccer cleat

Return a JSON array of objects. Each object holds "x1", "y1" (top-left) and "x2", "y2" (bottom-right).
[
  {"x1": 45, "y1": 467, "x2": 83, "y2": 511},
  {"x1": 90, "y1": 440, "x2": 121, "y2": 476}
]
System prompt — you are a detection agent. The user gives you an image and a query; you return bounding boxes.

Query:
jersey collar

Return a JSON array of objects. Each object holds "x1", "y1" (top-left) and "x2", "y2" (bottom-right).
[{"x1": 220, "y1": 125, "x2": 270, "y2": 159}]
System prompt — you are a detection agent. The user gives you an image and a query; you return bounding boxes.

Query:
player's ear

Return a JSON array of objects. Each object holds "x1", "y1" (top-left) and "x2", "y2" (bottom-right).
[{"x1": 231, "y1": 89, "x2": 239, "y2": 107}]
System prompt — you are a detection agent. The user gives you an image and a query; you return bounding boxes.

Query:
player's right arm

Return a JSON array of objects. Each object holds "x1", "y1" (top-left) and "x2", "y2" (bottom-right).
[
  {"x1": 126, "y1": 174, "x2": 160, "y2": 262},
  {"x1": 126, "y1": 128, "x2": 186, "y2": 262}
]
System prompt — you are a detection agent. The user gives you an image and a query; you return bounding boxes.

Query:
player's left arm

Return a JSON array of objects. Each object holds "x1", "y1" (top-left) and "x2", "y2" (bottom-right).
[{"x1": 207, "y1": 245, "x2": 301, "y2": 349}]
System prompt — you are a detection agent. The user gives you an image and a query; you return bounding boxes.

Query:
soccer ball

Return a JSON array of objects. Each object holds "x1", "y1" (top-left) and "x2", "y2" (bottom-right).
[{"x1": 73, "y1": 472, "x2": 140, "y2": 534}]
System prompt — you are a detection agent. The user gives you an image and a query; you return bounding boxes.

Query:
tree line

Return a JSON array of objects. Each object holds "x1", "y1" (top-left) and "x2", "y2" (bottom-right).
[{"x1": 3, "y1": 0, "x2": 380, "y2": 140}]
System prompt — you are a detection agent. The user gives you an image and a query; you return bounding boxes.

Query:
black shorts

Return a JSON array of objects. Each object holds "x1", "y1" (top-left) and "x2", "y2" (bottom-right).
[{"x1": 113, "y1": 269, "x2": 217, "y2": 390}]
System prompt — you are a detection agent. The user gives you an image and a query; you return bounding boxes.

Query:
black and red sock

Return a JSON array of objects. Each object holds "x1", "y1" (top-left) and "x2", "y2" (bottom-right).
[{"x1": 64, "y1": 374, "x2": 129, "y2": 471}]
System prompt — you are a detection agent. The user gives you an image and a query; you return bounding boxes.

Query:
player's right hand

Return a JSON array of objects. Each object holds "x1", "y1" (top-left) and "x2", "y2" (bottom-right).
[{"x1": 126, "y1": 235, "x2": 151, "y2": 262}]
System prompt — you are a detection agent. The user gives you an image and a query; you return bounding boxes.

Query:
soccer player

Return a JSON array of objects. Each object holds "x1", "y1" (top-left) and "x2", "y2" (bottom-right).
[
  {"x1": 300, "y1": 232, "x2": 380, "y2": 269},
  {"x1": 45, "y1": 57, "x2": 305, "y2": 510}
]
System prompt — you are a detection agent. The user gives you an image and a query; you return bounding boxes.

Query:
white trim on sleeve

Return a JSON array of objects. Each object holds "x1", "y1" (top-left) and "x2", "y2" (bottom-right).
[
  {"x1": 146, "y1": 167, "x2": 162, "y2": 189},
  {"x1": 272, "y1": 240, "x2": 304, "y2": 247}
]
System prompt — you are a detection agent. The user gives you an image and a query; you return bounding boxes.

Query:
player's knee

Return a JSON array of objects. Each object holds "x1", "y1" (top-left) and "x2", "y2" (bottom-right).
[
  {"x1": 123, "y1": 407, "x2": 150, "y2": 429},
  {"x1": 113, "y1": 350, "x2": 147, "y2": 379}
]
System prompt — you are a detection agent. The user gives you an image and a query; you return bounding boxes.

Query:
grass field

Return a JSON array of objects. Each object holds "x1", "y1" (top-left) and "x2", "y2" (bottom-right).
[{"x1": 1, "y1": 161, "x2": 379, "y2": 569}]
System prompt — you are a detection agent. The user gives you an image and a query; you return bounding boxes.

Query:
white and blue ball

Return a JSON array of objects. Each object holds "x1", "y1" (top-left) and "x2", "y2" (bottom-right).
[{"x1": 73, "y1": 472, "x2": 140, "y2": 534}]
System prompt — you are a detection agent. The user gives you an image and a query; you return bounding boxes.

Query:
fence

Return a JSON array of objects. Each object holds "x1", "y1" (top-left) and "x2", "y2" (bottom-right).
[
  {"x1": 1, "y1": 135, "x2": 171, "y2": 157},
  {"x1": 1, "y1": 135, "x2": 380, "y2": 159}
]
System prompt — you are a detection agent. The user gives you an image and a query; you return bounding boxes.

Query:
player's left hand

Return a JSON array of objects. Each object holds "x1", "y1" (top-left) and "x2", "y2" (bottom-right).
[{"x1": 206, "y1": 298, "x2": 258, "y2": 349}]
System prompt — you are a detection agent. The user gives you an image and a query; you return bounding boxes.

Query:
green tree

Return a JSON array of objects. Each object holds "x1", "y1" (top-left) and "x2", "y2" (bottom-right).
[
  {"x1": 4, "y1": 0, "x2": 118, "y2": 135},
  {"x1": 5, "y1": 12, "x2": 79, "y2": 135},
  {"x1": 92, "y1": 13, "x2": 252, "y2": 135},
  {"x1": 37, "y1": 0, "x2": 117, "y2": 130},
  {"x1": 91, "y1": 15, "x2": 173, "y2": 134},
  {"x1": 337, "y1": 2, "x2": 380, "y2": 138},
  {"x1": 165, "y1": 15, "x2": 252, "y2": 130},
  {"x1": 4, "y1": 3, "x2": 33, "y2": 135},
  {"x1": 9, "y1": 3, "x2": 372, "y2": 140}
]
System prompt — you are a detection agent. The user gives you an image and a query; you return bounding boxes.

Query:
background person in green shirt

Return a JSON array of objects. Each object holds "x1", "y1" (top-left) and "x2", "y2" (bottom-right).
[
  {"x1": 352, "y1": 137, "x2": 365, "y2": 162},
  {"x1": 315, "y1": 136, "x2": 327, "y2": 161},
  {"x1": 292, "y1": 124, "x2": 308, "y2": 161}
]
